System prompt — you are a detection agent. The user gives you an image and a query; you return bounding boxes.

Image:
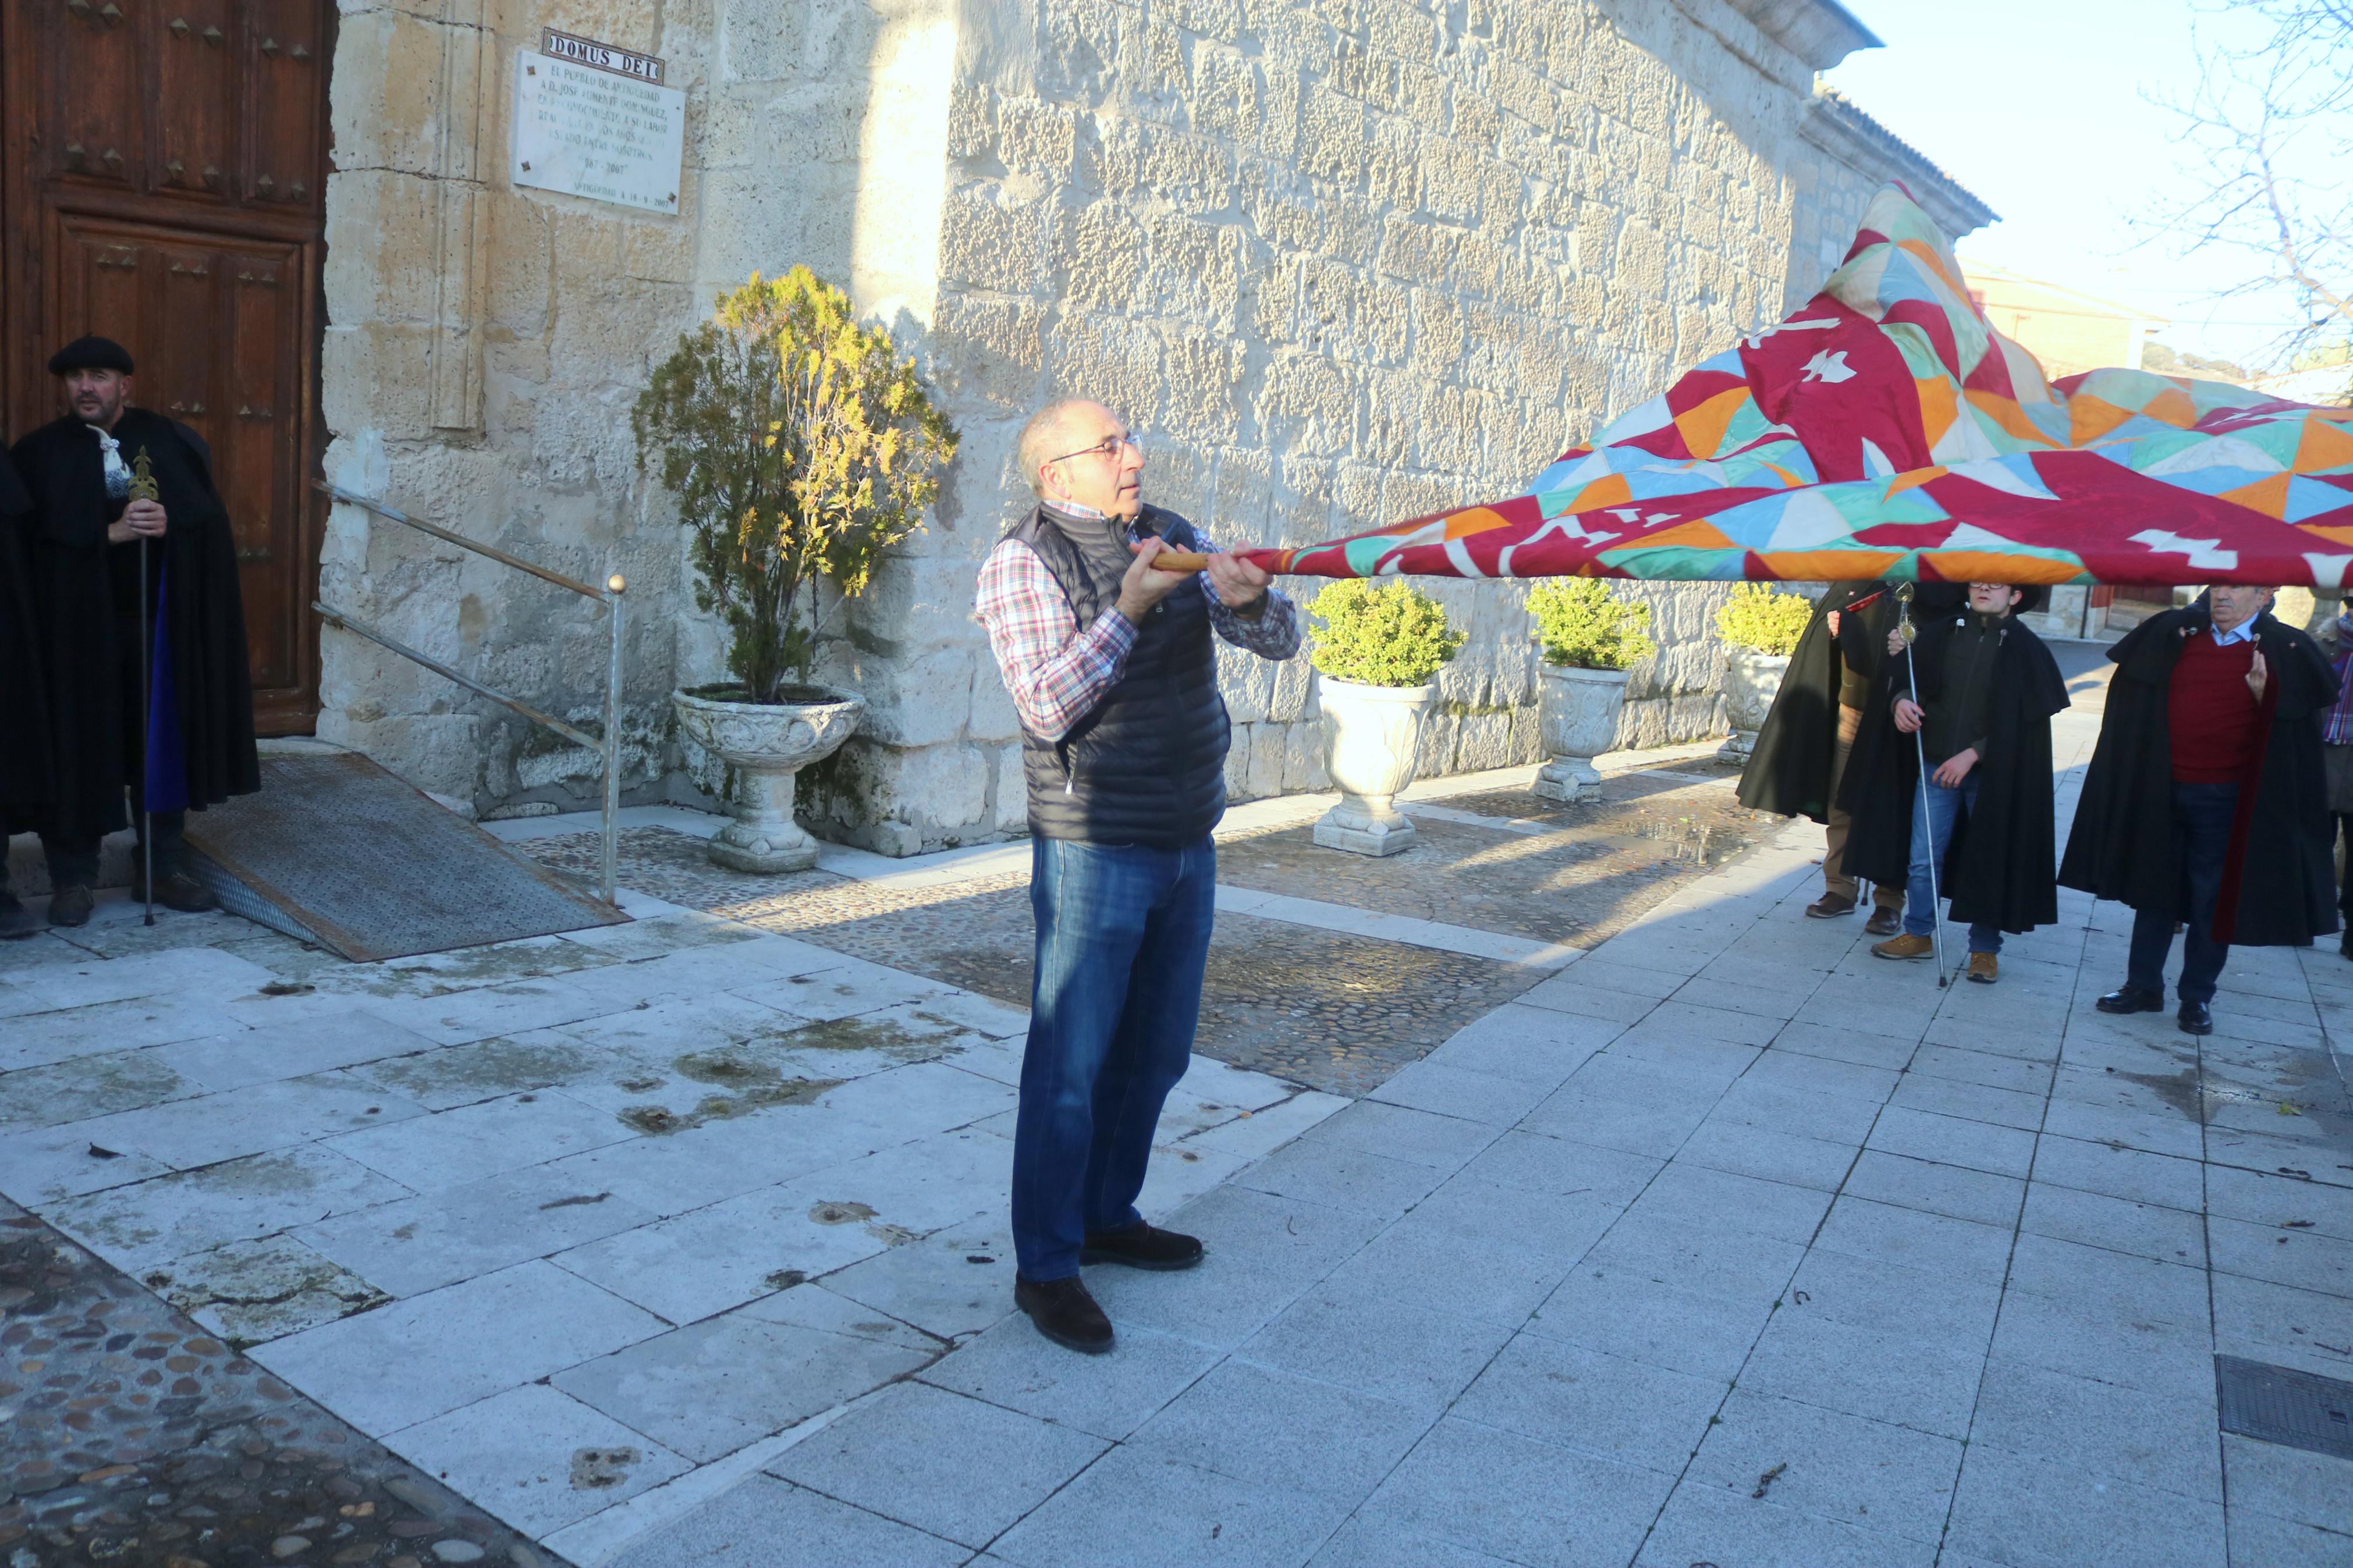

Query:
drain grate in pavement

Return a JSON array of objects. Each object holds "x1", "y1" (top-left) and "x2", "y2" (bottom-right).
[{"x1": 2216, "y1": 1354, "x2": 2353, "y2": 1460}]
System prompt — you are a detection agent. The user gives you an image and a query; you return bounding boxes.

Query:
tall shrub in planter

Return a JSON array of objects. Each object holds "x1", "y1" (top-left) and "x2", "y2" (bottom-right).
[
  {"x1": 1715, "y1": 584, "x2": 1812, "y2": 760},
  {"x1": 1306, "y1": 579, "x2": 1465, "y2": 856},
  {"x1": 1527, "y1": 578, "x2": 1655, "y2": 802},
  {"x1": 634, "y1": 268, "x2": 959, "y2": 872}
]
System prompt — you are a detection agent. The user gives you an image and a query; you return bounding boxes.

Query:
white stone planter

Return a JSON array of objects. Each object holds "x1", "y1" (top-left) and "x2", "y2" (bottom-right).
[
  {"x1": 672, "y1": 684, "x2": 865, "y2": 873},
  {"x1": 1312, "y1": 677, "x2": 1434, "y2": 856},
  {"x1": 1534, "y1": 663, "x2": 1632, "y2": 802},
  {"x1": 1719, "y1": 648, "x2": 1790, "y2": 762}
]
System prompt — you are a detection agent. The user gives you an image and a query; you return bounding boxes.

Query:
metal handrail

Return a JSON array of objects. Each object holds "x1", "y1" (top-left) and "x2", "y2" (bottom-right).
[{"x1": 313, "y1": 481, "x2": 626, "y2": 906}]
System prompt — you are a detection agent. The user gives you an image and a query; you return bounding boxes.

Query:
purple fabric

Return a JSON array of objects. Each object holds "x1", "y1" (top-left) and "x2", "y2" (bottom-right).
[
  {"x1": 2327, "y1": 627, "x2": 2353, "y2": 747},
  {"x1": 143, "y1": 562, "x2": 188, "y2": 813}
]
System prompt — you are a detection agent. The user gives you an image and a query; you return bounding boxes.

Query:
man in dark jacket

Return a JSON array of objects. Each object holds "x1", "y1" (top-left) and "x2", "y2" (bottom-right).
[
  {"x1": 1739, "y1": 582, "x2": 1932, "y2": 934},
  {"x1": 10, "y1": 336, "x2": 258, "y2": 926},
  {"x1": 0, "y1": 454, "x2": 50, "y2": 937},
  {"x1": 973, "y1": 396, "x2": 1300, "y2": 1354},
  {"x1": 1842, "y1": 582, "x2": 2069, "y2": 983},
  {"x1": 2061, "y1": 585, "x2": 2337, "y2": 1035}
]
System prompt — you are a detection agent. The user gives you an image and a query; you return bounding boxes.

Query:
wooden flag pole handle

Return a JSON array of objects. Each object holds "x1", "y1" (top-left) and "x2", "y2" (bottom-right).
[{"x1": 1152, "y1": 550, "x2": 1212, "y2": 572}]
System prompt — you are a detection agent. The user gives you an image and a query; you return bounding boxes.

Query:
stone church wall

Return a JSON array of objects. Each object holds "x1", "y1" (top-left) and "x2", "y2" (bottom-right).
[{"x1": 320, "y1": 0, "x2": 1984, "y2": 852}]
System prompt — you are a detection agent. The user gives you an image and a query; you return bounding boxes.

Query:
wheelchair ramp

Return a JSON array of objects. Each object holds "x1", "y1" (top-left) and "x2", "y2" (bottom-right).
[{"x1": 183, "y1": 751, "x2": 627, "y2": 962}]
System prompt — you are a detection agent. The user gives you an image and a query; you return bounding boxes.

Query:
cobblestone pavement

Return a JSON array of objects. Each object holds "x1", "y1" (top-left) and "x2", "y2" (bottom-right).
[
  {"x1": 521, "y1": 828, "x2": 1543, "y2": 1098},
  {"x1": 1216, "y1": 775, "x2": 1780, "y2": 948},
  {"x1": 1, "y1": 1193, "x2": 546, "y2": 1568},
  {"x1": 518, "y1": 769, "x2": 1776, "y2": 1097}
]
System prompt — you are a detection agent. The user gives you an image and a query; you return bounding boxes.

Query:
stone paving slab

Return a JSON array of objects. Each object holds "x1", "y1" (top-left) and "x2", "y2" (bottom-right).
[{"x1": 0, "y1": 880, "x2": 1326, "y2": 1563}]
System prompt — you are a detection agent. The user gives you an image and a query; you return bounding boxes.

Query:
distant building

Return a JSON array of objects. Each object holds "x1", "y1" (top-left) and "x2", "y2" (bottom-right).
[{"x1": 1958, "y1": 261, "x2": 2167, "y2": 383}]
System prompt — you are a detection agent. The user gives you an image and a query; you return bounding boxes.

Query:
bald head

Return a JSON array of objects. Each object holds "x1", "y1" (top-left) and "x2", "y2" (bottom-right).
[
  {"x1": 1017, "y1": 397, "x2": 1144, "y2": 517},
  {"x1": 1016, "y1": 399, "x2": 1102, "y2": 497}
]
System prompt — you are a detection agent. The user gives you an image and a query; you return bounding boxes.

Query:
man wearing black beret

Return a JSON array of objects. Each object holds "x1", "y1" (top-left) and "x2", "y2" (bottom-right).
[{"x1": 9, "y1": 335, "x2": 258, "y2": 925}]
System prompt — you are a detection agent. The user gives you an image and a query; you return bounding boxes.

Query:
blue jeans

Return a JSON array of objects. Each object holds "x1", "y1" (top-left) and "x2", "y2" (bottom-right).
[
  {"x1": 1013, "y1": 835, "x2": 1216, "y2": 1281},
  {"x1": 2128, "y1": 781, "x2": 2239, "y2": 1004},
  {"x1": 1904, "y1": 773, "x2": 2003, "y2": 954}
]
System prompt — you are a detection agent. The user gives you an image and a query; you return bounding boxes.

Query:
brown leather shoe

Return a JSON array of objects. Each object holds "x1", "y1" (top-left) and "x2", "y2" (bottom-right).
[
  {"x1": 1081, "y1": 1222, "x2": 1204, "y2": 1271},
  {"x1": 1871, "y1": 933, "x2": 1933, "y2": 961},
  {"x1": 1967, "y1": 951, "x2": 1998, "y2": 984},
  {"x1": 1805, "y1": 892, "x2": 1858, "y2": 919},
  {"x1": 1864, "y1": 906, "x2": 1903, "y2": 937},
  {"x1": 1014, "y1": 1275, "x2": 1114, "y2": 1354},
  {"x1": 46, "y1": 884, "x2": 94, "y2": 928}
]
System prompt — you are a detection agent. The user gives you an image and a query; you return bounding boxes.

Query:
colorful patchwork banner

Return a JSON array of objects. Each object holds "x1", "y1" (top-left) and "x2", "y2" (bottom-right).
[{"x1": 1248, "y1": 184, "x2": 2353, "y2": 588}]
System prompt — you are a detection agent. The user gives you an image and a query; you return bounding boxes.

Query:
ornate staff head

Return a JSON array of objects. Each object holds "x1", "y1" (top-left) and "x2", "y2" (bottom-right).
[
  {"x1": 128, "y1": 446, "x2": 160, "y2": 504},
  {"x1": 1894, "y1": 581, "x2": 1917, "y2": 646}
]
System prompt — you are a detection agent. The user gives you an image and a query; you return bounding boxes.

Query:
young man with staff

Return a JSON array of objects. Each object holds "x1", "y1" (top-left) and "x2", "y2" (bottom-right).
[
  {"x1": 1738, "y1": 581, "x2": 1962, "y2": 933},
  {"x1": 1840, "y1": 580, "x2": 2068, "y2": 984}
]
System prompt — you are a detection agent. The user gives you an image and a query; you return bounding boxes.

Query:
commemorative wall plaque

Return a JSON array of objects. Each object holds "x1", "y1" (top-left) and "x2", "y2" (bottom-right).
[{"x1": 512, "y1": 29, "x2": 684, "y2": 215}]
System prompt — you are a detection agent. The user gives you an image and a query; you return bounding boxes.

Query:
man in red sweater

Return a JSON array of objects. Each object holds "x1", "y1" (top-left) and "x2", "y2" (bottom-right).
[{"x1": 2061, "y1": 584, "x2": 2339, "y2": 1036}]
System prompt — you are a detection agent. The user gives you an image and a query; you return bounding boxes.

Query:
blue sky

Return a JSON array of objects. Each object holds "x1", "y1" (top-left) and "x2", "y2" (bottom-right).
[{"x1": 1825, "y1": 0, "x2": 2316, "y2": 371}]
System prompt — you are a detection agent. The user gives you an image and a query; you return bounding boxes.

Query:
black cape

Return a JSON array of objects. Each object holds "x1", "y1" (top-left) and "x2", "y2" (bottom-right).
[
  {"x1": 0, "y1": 455, "x2": 51, "y2": 820},
  {"x1": 1737, "y1": 582, "x2": 1966, "y2": 822},
  {"x1": 1737, "y1": 582, "x2": 1881, "y2": 823},
  {"x1": 9, "y1": 410, "x2": 258, "y2": 842},
  {"x1": 2057, "y1": 605, "x2": 2337, "y2": 946},
  {"x1": 1840, "y1": 609, "x2": 2070, "y2": 933}
]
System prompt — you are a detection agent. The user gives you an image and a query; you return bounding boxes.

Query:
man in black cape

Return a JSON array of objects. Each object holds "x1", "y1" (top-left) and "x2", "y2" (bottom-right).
[
  {"x1": 1738, "y1": 581, "x2": 1957, "y2": 934},
  {"x1": 2060, "y1": 585, "x2": 2337, "y2": 1035},
  {"x1": 10, "y1": 335, "x2": 257, "y2": 926},
  {"x1": 0, "y1": 454, "x2": 51, "y2": 936},
  {"x1": 1840, "y1": 582, "x2": 2069, "y2": 983}
]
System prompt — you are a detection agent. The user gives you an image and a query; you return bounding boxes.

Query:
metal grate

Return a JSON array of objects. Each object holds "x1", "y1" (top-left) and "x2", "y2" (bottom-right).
[
  {"x1": 2216, "y1": 1355, "x2": 2353, "y2": 1461},
  {"x1": 183, "y1": 751, "x2": 627, "y2": 962}
]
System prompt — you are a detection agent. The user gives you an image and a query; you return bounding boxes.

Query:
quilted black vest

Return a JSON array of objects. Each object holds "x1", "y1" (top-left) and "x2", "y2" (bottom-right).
[{"x1": 1009, "y1": 503, "x2": 1230, "y2": 848}]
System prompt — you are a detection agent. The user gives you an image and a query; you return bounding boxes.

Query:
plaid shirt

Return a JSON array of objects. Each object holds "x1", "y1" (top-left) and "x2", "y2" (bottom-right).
[
  {"x1": 975, "y1": 505, "x2": 1300, "y2": 741},
  {"x1": 2327, "y1": 615, "x2": 2353, "y2": 746}
]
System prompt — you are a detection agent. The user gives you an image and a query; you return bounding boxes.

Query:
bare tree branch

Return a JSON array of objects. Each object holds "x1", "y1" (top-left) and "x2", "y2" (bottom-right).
[{"x1": 2138, "y1": 1, "x2": 2352, "y2": 371}]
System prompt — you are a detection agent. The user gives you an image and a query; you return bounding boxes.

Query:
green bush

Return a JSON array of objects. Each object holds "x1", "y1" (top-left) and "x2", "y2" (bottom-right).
[
  {"x1": 634, "y1": 268, "x2": 959, "y2": 703},
  {"x1": 1527, "y1": 578, "x2": 1656, "y2": 670},
  {"x1": 1714, "y1": 584, "x2": 1814, "y2": 657},
  {"x1": 1307, "y1": 579, "x2": 1467, "y2": 688}
]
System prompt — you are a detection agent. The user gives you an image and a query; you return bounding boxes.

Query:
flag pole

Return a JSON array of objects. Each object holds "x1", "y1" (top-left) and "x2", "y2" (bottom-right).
[{"x1": 1896, "y1": 585, "x2": 1945, "y2": 987}]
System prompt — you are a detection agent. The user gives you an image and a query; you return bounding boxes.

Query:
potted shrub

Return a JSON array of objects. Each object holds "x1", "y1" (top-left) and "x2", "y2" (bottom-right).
[
  {"x1": 634, "y1": 268, "x2": 958, "y2": 872},
  {"x1": 1305, "y1": 579, "x2": 1467, "y2": 856},
  {"x1": 1527, "y1": 578, "x2": 1656, "y2": 802},
  {"x1": 1714, "y1": 584, "x2": 1814, "y2": 761}
]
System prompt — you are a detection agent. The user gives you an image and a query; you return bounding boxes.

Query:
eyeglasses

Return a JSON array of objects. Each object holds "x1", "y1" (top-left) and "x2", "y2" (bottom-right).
[{"x1": 1046, "y1": 432, "x2": 1143, "y2": 465}]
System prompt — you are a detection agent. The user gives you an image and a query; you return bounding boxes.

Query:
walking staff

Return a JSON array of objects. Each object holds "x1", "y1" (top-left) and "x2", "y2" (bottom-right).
[
  {"x1": 128, "y1": 449, "x2": 160, "y2": 926},
  {"x1": 1894, "y1": 585, "x2": 1947, "y2": 984}
]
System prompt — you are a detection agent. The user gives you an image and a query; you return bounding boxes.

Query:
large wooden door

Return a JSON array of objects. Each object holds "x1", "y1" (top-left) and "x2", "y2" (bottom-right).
[{"x1": 2, "y1": 0, "x2": 332, "y2": 735}]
